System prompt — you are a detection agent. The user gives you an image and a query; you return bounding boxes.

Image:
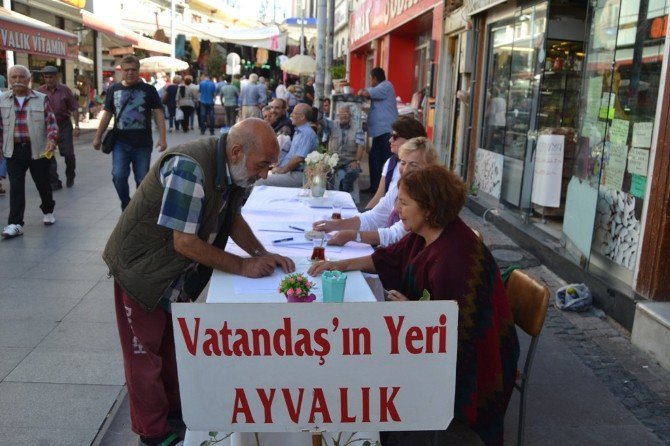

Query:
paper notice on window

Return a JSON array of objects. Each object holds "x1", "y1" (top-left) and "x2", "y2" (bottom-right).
[
  {"x1": 586, "y1": 77, "x2": 603, "y2": 122},
  {"x1": 531, "y1": 135, "x2": 564, "y2": 207},
  {"x1": 630, "y1": 174, "x2": 647, "y2": 199},
  {"x1": 632, "y1": 122, "x2": 653, "y2": 148},
  {"x1": 609, "y1": 119, "x2": 629, "y2": 145},
  {"x1": 627, "y1": 148, "x2": 650, "y2": 176},
  {"x1": 603, "y1": 143, "x2": 627, "y2": 191},
  {"x1": 599, "y1": 93, "x2": 616, "y2": 120}
]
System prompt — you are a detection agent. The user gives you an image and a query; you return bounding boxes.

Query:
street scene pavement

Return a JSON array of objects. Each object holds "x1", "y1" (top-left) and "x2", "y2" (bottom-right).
[{"x1": 0, "y1": 121, "x2": 669, "y2": 446}]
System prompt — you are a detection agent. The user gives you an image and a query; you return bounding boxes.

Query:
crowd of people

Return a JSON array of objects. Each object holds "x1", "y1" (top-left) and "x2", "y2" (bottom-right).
[{"x1": 0, "y1": 60, "x2": 520, "y2": 446}]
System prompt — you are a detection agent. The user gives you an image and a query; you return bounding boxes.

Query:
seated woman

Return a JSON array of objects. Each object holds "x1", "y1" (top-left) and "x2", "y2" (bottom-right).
[
  {"x1": 308, "y1": 165, "x2": 520, "y2": 446},
  {"x1": 313, "y1": 137, "x2": 438, "y2": 247},
  {"x1": 366, "y1": 116, "x2": 427, "y2": 209}
]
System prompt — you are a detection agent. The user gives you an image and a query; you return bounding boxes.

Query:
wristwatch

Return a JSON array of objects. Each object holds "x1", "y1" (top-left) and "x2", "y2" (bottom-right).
[{"x1": 355, "y1": 232, "x2": 362, "y2": 243}]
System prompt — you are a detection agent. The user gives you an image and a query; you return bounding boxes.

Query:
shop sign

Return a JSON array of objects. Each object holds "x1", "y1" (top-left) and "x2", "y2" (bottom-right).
[
  {"x1": 172, "y1": 302, "x2": 458, "y2": 432},
  {"x1": 531, "y1": 135, "x2": 564, "y2": 207},
  {"x1": 334, "y1": 1, "x2": 349, "y2": 32},
  {"x1": 0, "y1": 19, "x2": 78, "y2": 60},
  {"x1": 349, "y1": 0, "x2": 441, "y2": 50},
  {"x1": 649, "y1": 16, "x2": 668, "y2": 40}
]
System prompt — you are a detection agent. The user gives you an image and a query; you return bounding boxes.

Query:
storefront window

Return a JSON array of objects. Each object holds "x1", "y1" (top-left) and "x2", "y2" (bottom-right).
[{"x1": 563, "y1": 0, "x2": 669, "y2": 285}]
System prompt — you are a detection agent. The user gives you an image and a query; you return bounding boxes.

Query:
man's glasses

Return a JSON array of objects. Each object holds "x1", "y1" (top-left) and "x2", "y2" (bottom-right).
[{"x1": 391, "y1": 132, "x2": 401, "y2": 141}]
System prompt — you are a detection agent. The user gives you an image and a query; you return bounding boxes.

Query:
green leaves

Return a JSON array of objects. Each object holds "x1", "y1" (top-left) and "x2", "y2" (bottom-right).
[{"x1": 420, "y1": 289, "x2": 431, "y2": 301}]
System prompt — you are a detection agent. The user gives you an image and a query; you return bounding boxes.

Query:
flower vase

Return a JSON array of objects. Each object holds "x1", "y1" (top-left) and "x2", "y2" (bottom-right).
[
  {"x1": 285, "y1": 293, "x2": 317, "y2": 303},
  {"x1": 310, "y1": 174, "x2": 326, "y2": 198}
]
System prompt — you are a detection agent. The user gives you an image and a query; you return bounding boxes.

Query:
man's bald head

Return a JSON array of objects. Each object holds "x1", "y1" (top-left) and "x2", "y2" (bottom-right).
[
  {"x1": 290, "y1": 103, "x2": 311, "y2": 126},
  {"x1": 227, "y1": 118, "x2": 279, "y2": 186}
]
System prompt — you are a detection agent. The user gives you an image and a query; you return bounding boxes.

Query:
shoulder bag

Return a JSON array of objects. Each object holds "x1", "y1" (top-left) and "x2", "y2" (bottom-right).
[{"x1": 101, "y1": 91, "x2": 133, "y2": 154}]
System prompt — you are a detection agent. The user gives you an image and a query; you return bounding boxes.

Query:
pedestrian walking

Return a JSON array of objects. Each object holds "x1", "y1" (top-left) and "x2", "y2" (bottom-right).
[
  {"x1": 102, "y1": 118, "x2": 294, "y2": 446},
  {"x1": 358, "y1": 67, "x2": 398, "y2": 192},
  {"x1": 92, "y1": 55, "x2": 167, "y2": 211},
  {"x1": 177, "y1": 76, "x2": 198, "y2": 133},
  {"x1": 37, "y1": 65, "x2": 80, "y2": 189},
  {"x1": 198, "y1": 75, "x2": 216, "y2": 135},
  {"x1": 220, "y1": 75, "x2": 239, "y2": 127},
  {"x1": 163, "y1": 75, "x2": 181, "y2": 132},
  {"x1": 0, "y1": 64, "x2": 58, "y2": 239},
  {"x1": 239, "y1": 73, "x2": 263, "y2": 120}
]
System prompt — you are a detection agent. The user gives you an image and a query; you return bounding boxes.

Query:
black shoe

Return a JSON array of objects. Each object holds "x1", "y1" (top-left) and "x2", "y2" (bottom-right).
[
  {"x1": 66, "y1": 177, "x2": 74, "y2": 188},
  {"x1": 51, "y1": 182, "x2": 63, "y2": 191}
]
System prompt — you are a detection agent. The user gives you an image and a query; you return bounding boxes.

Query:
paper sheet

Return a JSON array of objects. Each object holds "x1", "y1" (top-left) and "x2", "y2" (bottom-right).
[
  {"x1": 632, "y1": 122, "x2": 653, "y2": 148},
  {"x1": 627, "y1": 148, "x2": 649, "y2": 176},
  {"x1": 257, "y1": 222, "x2": 309, "y2": 233},
  {"x1": 603, "y1": 143, "x2": 627, "y2": 191},
  {"x1": 609, "y1": 119, "x2": 629, "y2": 146}
]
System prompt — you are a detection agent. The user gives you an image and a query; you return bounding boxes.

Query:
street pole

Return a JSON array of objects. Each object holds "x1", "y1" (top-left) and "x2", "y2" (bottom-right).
[
  {"x1": 299, "y1": 0, "x2": 305, "y2": 55},
  {"x1": 324, "y1": 0, "x2": 334, "y2": 100},
  {"x1": 315, "y1": 0, "x2": 327, "y2": 109},
  {"x1": 3, "y1": 0, "x2": 14, "y2": 74},
  {"x1": 170, "y1": 0, "x2": 176, "y2": 79}
]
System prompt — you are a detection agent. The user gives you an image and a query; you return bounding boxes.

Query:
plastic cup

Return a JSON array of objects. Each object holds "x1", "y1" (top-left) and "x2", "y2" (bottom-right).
[{"x1": 322, "y1": 270, "x2": 347, "y2": 303}]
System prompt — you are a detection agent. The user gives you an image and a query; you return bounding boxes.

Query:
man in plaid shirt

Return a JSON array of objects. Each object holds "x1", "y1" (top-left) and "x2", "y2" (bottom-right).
[{"x1": 0, "y1": 65, "x2": 59, "y2": 239}]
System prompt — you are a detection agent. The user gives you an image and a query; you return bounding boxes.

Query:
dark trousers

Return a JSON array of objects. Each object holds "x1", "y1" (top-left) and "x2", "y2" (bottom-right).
[
  {"x1": 368, "y1": 133, "x2": 392, "y2": 192},
  {"x1": 6, "y1": 142, "x2": 55, "y2": 226},
  {"x1": 49, "y1": 119, "x2": 76, "y2": 186},
  {"x1": 179, "y1": 106, "x2": 195, "y2": 133},
  {"x1": 114, "y1": 282, "x2": 181, "y2": 438},
  {"x1": 224, "y1": 105, "x2": 237, "y2": 127},
  {"x1": 199, "y1": 103, "x2": 215, "y2": 134}
]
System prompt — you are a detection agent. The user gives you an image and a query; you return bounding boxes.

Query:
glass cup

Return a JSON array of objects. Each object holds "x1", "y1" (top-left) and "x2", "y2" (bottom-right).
[
  {"x1": 331, "y1": 204, "x2": 343, "y2": 220},
  {"x1": 310, "y1": 237, "x2": 326, "y2": 262}
]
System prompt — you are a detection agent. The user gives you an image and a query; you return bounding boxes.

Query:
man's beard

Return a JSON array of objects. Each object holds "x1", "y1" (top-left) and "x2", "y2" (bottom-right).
[{"x1": 229, "y1": 156, "x2": 257, "y2": 188}]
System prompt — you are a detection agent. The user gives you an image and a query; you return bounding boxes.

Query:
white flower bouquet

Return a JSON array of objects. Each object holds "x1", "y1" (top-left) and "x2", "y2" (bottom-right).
[{"x1": 304, "y1": 148, "x2": 339, "y2": 188}]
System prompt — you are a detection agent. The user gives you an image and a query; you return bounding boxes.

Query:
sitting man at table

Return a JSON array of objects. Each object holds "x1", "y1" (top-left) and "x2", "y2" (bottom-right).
[
  {"x1": 309, "y1": 165, "x2": 519, "y2": 446},
  {"x1": 328, "y1": 106, "x2": 364, "y2": 193},
  {"x1": 314, "y1": 137, "x2": 439, "y2": 247},
  {"x1": 102, "y1": 118, "x2": 295, "y2": 446},
  {"x1": 255, "y1": 103, "x2": 317, "y2": 188}
]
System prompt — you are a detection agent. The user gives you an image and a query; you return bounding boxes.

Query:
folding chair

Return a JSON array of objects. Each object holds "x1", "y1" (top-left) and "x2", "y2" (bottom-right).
[{"x1": 505, "y1": 269, "x2": 550, "y2": 446}]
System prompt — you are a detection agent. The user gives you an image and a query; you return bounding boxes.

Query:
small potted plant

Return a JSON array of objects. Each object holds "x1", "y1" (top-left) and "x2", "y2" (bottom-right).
[{"x1": 279, "y1": 273, "x2": 317, "y2": 303}]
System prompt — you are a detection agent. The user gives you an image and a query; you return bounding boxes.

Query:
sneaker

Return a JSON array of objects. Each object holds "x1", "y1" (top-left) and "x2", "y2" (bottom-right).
[
  {"x1": 1, "y1": 224, "x2": 23, "y2": 239},
  {"x1": 139, "y1": 432, "x2": 183, "y2": 446},
  {"x1": 43, "y1": 213, "x2": 56, "y2": 226}
]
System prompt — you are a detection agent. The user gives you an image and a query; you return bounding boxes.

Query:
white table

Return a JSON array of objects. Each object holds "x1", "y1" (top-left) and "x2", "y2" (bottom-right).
[{"x1": 183, "y1": 186, "x2": 381, "y2": 446}]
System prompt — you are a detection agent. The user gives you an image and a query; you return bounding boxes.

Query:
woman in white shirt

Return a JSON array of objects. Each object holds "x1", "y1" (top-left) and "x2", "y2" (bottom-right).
[
  {"x1": 313, "y1": 137, "x2": 439, "y2": 247},
  {"x1": 365, "y1": 116, "x2": 427, "y2": 209}
]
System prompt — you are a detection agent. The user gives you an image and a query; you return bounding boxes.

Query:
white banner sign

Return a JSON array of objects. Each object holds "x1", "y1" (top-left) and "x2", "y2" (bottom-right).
[
  {"x1": 531, "y1": 135, "x2": 565, "y2": 207},
  {"x1": 172, "y1": 302, "x2": 458, "y2": 433}
]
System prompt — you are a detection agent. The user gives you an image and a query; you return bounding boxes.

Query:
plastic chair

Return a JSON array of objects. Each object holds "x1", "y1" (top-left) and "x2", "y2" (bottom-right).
[{"x1": 505, "y1": 269, "x2": 550, "y2": 446}]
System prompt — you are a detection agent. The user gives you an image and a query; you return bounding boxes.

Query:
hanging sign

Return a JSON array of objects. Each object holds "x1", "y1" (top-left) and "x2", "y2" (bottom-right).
[
  {"x1": 173, "y1": 302, "x2": 458, "y2": 433},
  {"x1": 531, "y1": 135, "x2": 564, "y2": 207}
]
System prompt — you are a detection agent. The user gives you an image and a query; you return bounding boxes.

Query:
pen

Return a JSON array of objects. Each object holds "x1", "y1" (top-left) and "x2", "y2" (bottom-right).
[
  {"x1": 272, "y1": 237, "x2": 294, "y2": 243},
  {"x1": 289, "y1": 226, "x2": 305, "y2": 232}
]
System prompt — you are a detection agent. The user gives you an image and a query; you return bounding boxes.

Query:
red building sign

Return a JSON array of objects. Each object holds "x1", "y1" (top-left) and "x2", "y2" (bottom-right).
[
  {"x1": 0, "y1": 7, "x2": 78, "y2": 60},
  {"x1": 349, "y1": 0, "x2": 442, "y2": 50}
]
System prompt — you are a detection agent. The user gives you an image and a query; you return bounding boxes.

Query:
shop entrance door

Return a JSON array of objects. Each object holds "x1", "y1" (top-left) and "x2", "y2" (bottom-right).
[{"x1": 481, "y1": 3, "x2": 548, "y2": 208}]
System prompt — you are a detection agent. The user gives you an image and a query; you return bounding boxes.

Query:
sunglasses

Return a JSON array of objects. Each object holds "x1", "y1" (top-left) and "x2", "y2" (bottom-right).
[{"x1": 391, "y1": 132, "x2": 401, "y2": 141}]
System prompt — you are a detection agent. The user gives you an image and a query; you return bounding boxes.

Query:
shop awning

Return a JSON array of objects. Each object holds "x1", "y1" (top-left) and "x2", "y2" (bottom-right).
[
  {"x1": 81, "y1": 10, "x2": 138, "y2": 47},
  {"x1": 129, "y1": 32, "x2": 172, "y2": 55},
  {"x1": 0, "y1": 6, "x2": 78, "y2": 60}
]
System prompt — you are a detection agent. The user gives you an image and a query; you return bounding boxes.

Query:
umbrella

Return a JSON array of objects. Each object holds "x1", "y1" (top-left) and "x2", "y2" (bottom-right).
[
  {"x1": 139, "y1": 56, "x2": 189, "y2": 73},
  {"x1": 280, "y1": 54, "x2": 316, "y2": 76}
]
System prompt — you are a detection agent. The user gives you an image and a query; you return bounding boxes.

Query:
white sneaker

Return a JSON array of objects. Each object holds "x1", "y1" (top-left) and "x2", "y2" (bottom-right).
[
  {"x1": 43, "y1": 213, "x2": 56, "y2": 226},
  {"x1": 2, "y1": 224, "x2": 24, "y2": 238}
]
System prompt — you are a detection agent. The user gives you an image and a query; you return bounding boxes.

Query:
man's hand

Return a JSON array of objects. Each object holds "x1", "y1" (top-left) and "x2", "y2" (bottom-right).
[
  {"x1": 45, "y1": 140, "x2": 57, "y2": 153},
  {"x1": 327, "y1": 230, "x2": 356, "y2": 246},
  {"x1": 73, "y1": 127, "x2": 80, "y2": 138},
  {"x1": 312, "y1": 219, "x2": 342, "y2": 233},
  {"x1": 92, "y1": 136, "x2": 101, "y2": 150},
  {"x1": 156, "y1": 138, "x2": 168, "y2": 152},
  {"x1": 240, "y1": 254, "x2": 294, "y2": 278},
  {"x1": 348, "y1": 160, "x2": 360, "y2": 169}
]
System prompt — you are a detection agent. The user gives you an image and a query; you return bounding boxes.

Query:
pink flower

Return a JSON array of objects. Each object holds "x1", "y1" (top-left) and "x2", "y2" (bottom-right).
[
  {"x1": 297, "y1": 276, "x2": 303, "y2": 282},
  {"x1": 287, "y1": 288, "x2": 294, "y2": 296}
]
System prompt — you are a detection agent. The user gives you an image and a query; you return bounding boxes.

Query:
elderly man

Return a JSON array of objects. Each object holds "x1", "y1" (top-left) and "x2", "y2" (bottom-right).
[
  {"x1": 255, "y1": 103, "x2": 317, "y2": 188},
  {"x1": 103, "y1": 118, "x2": 295, "y2": 446},
  {"x1": 93, "y1": 54, "x2": 167, "y2": 210},
  {"x1": 37, "y1": 65, "x2": 80, "y2": 189},
  {"x1": 328, "y1": 106, "x2": 365, "y2": 193},
  {"x1": 270, "y1": 98, "x2": 293, "y2": 136},
  {"x1": 0, "y1": 64, "x2": 59, "y2": 238},
  {"x1": 358, "y1": 67, "x2": 398, "y2": 192},
  {"x1": 239, "y1": 73, "x2": 263, "y2": 119}
]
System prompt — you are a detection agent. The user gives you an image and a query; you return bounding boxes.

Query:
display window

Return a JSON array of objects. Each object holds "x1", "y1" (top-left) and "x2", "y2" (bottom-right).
[{"x1": 563, "y1": 0, "x2": 669, "y2": 285}]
